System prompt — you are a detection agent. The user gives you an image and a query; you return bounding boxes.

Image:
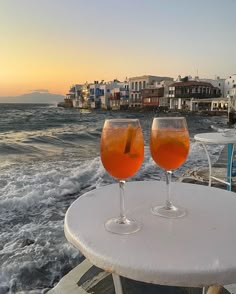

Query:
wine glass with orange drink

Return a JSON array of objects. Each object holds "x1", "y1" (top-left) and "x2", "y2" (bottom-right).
[
  {"x1": 150, "y1": 117, "x2": 190, "y2": 218},
  {"x1": 100, "y1": 119, "x2": 144, "y2": 234}
]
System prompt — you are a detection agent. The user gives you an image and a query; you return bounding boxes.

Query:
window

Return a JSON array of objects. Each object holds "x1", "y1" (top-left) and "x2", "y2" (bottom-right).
[
  {"x1": 143, "y1": 81, "x2": 146, "y2": 89},
  {"x1": 139, "y1": 81, "x2": 142, "y2": 90},
  {"x1": 135, "y1": 82, "x2": 138, "y2": 90},
  {"x1": 131, "y1": 82, "x2": 134, "y2": 90},
  {"x1": 144, "y1": 98, "x2": 151, "y2": 103}
]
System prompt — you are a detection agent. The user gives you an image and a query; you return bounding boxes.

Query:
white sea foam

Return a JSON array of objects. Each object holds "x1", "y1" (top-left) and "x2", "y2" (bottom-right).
[{"x1": 0, "y1": 155, "x2": 104, "y2": 291}]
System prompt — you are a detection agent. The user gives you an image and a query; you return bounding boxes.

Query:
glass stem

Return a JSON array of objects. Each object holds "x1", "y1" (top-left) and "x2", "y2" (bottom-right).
[
  {"x1": 119, "y1": 180, "x2": 126, "y2": 224},
  {"x1": 165, "y1": 171, "x2": 173, "y2": 210}
]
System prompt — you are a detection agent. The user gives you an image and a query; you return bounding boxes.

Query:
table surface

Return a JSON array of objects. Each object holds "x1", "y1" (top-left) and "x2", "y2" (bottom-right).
[
  {"x1": 64, "y1": 181, "x2": 236, "y2": 287},
  {"x1": 194, "y1": 132, "x2": 236, "y2": 144}
]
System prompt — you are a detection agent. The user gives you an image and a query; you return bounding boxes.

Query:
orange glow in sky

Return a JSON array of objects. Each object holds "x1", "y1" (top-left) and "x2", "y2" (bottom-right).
[{"x1": 1, "y1": 0, "x2": 236, "y2": 99}]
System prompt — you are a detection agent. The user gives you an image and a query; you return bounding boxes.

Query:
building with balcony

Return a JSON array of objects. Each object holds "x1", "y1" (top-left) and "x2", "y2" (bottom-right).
[
  {"x1": 198, "y1": 77, "x2": 225, "y2": 97},
  {"x1": 89, "y1": 81, "x2": 103, "y2": 109},
  {"x1": 169, "y1": 80, "x2": 221, "y2": 110},
  {"x1": 225, "y1": 74, "x2": 236, "y2": 97},
  {"x1": 98, "y1": 80, "x2": 128, "y2": 110},
  {"x1": 109, "y1": 83, "x2": 129, "y2": 110},
  {"x1": 141, "y1": 87, "x2": 164, "y2": 108},
  {"x1": 225, "y1": 74, "x2": 236, "y2": 115},
  {"x1": 129, "y1": 75, "x2": 173, "y2": 108}
]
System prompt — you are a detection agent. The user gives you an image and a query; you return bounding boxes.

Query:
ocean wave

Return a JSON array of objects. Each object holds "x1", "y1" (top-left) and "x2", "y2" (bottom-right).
[
  {"x1": 0, "y1": 142, "x2": 41, "y2": 155},
  {"x1": 0, "y1": 156, "x2": 103, "y2": 291}
]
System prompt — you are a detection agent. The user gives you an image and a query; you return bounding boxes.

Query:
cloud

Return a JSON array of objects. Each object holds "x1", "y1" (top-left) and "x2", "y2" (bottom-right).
[{"x1": 30, "y1": 89, "x2": 49, "y2": 93}]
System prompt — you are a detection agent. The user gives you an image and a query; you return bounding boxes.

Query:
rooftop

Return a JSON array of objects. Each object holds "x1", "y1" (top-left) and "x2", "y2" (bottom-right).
[{"x1": 170, "y1": 81, "x2": 215, "y2": 87}]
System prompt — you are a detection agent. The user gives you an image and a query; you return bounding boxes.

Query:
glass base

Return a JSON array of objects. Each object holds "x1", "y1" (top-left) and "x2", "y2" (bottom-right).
[
  {"x1": 104, "y1": 217, "x2": 141, "y2": 234},
  {"x1": 151, "y1": 205, "x2": 187, "y2": 218}
]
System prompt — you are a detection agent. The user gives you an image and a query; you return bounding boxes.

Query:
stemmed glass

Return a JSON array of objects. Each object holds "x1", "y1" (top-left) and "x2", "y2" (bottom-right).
[
  {"x1": 150, "y1": 117, "x2": 190, "y2": 218},
  {"x1": 100, "y1": 119, "x2": 144, "y2": 234}
]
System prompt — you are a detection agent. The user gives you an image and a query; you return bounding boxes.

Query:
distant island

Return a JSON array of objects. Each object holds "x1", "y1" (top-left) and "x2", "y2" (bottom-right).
[{"x1": 0, "y1": 91, "x2": 64, "y2": 104}]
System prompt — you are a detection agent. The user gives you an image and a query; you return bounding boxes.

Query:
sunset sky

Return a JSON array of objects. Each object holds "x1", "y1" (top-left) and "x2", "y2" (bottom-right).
[{"x1": 1, "y1": 0, "x2": 236, "y2": 98}]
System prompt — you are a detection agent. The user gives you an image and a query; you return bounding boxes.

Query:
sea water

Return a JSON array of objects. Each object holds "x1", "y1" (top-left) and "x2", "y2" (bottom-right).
[{"x1": 0, "y1": 104, "x2": 227, "y2": 293}]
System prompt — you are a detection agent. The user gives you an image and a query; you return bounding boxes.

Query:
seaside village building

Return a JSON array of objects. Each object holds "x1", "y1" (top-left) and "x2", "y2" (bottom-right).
[
  {"x1": 225, "y1": 74, "x2": 236, "y2": 112},
  {"x1": 67, "y1": 80, "x2": 129, "y2": 110},
  {"x1": 100, "y1": 80, "x2": 129, "y2": 110},
  {"x1": 141, "y1": 79, "x2": 174, "y2": 110},
  {"x1": 67, "y1": 83, "x2": 89, "y2": 108},
  {"x1": 109, "y1": 82, "x2": 129, "y2": 110},
  {"x1": 64, "y1": 74, "x2": 236, "y2": 112},
  {"x1": 168, "y1": 76, "x2": 226, "y2": 111},
  {"x1": 128, "y1": 75, "x2": 173, "y2": 108}
]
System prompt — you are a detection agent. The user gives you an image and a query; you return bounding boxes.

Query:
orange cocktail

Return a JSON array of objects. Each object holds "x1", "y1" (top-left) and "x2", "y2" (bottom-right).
[
  {"x1": 100, "y1": 123, "x2": 144, "y2": 180},
  {"x1": 101, "y1": 119, "x2": 144, "y2": 234},
  {"x1": 150, "y1": 127, "x2": 190, "y2": 171},
  {"x1": 150, "y1": 117, "x2": 190, "y2": 218}
]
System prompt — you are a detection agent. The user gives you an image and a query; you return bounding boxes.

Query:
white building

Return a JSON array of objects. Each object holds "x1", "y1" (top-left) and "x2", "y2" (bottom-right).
[
  {"x1": 198, "y1": 77, "x2": 225, "y2": 97},
  {"x1": 89, "y1": 81, "x2": 103, "y2": 109},
  {"x1": 79, "y1": 83, "x2": 90, "y2": 108},
  {"x1": 69, "y1": 84, "x2": 82, "y2": 108},
  {"x1": 129, "y1": 75, "x2": 173, "y2": 108},
  {"x1": 225, "y1": 74, "x2": 236, "y2": 113},
  {"x1": 100, "y1": 80, "x2": 126, "y2": 109},
  {"x1": 174, "y1": 75, "x2": 225, "y2": 97},
  {"x1": 225, "y1": 74, "x2": 236, "y2": 97},
  {"x1": 109, "y1": 82, "x2": 129, "y2": 110}
]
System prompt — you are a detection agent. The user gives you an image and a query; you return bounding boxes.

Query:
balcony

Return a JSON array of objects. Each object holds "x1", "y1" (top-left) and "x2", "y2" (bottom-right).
[{"x1": 174, "y1": 93, "x2": 221, "y2": 99}]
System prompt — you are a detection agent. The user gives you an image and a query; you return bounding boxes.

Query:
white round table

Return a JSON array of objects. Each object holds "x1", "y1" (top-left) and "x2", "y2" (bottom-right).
[
  {"x1": 194, "y1": 132, "x2": 236, "y2": 191},
  {"x1": 194, "y1": 132, "x2": 236, "y2": 145},
  {"x1": 65, "y1": 181, "x2": 236, "y2": 292}
]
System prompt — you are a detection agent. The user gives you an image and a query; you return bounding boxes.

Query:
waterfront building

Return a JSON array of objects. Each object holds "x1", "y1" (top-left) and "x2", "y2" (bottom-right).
[
  {"x1": 198, "y1": 77, "x2": 225, "y2": 98},
  {"x1": 77, "y1": 82, "x2": 90, "y2": 109},
  {"x1": 89, "y1": 81, "x2": 103, "y2": 109},
  {"x1": 140, "y1": 79, "x2": 173, "y2": 109},
  {"x1": 69, "y1": 84, "x2": 82, "y2": 108},
  {"x1": 141, "y1": 86, "x2": 164, "y2": 109},
  {"x1": 224, "y1": 74, "x2": 236, "y2": 97},
  {"x1": 129, "y1": 75, "x2": 173, "y2": 108},
  {"x1": 69, "y1": 84, "x2": 82, "y2": 98},
  {"x1": 225, "y1": 74, "x2": 236, "y2": 115},
  {"x1": 169, "y1": 78, "x2": 221, "y2": 110},
  {"x1": 109, "y1": 82, "x2": 129, "y2": 110},
  {"x1": 63, "y1": 94, "x2": 73, "y2": 108},
  {"x1": 63, "y1": 84, "x2": 82, "y2": 108},
  {"x1": 100, "y1": 80, "x2": 126, "y2": 109}
]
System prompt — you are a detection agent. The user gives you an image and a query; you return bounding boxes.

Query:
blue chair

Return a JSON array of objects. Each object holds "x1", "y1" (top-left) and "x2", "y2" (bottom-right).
[{"x1": 227, "y1": 144, "x2": 236, "y2": 190}]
